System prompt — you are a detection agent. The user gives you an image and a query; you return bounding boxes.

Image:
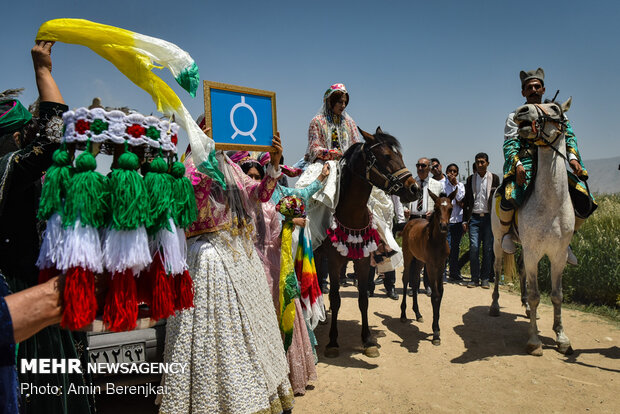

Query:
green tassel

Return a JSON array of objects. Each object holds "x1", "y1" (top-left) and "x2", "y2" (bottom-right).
[
  {"x1": 63, "y1": 151, "x2": 109, "y2": 228},
  {"x1": 170, "y1": 161, "x2": 197, "y2": 229},
  {"x1": 108, "y1": 152, "x2": 149, "y2": 230},
  {"x1": 144, "y1": 157, "x2": 174, "y2": 233},
  {"x1": 37, "y1": 149, "x2": 74, "y2": 220}
]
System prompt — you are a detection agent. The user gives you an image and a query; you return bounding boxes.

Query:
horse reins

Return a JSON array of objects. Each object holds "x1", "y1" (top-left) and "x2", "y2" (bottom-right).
[
  {"x1": 363, "y1": 142, "x2": 413, "y2": 195},
  {"x1": 531, "y1": 103, "x2": 569, "y2": 162}
]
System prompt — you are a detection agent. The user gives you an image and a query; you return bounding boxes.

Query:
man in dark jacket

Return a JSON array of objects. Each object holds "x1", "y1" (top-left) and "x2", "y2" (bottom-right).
[{"x1": 463, "y1": 153, "x2": 500, "y2": 289}]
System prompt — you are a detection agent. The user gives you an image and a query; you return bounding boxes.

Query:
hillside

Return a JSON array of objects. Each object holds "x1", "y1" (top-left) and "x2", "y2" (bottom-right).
[{"x1": 583, "y1": 156, "x2": 620, "y2": 194}]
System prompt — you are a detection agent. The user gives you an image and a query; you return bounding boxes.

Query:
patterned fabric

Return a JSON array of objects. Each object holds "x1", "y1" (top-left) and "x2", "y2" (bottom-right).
[
  {"x1": 323, "y1": 83, "x2": 347, "y2": 100},
  {"x1": 278, "y1": 220, "x2": 299, "y2": 350},
  {"x1": 502, "y1": 113, "x2": 595, "y2": 213},
  {"x1": 304, "y1": 113, "x2": 360, "y2": 163},
  {"x1": 62, "y1": 107, "x2": 178, "y2": 157},
  {"x1": 185, "y1": 153, "x2": 280, "y2": 237},
  {"x1": 159, "y1": 232, "x2": 293, "y2": 414},
  {"x1": 160, "y1": 149, "x2": 292, "y2": 412},
  {"x1": 294, "y1": 226, "x2": 325, "y2": 330}
]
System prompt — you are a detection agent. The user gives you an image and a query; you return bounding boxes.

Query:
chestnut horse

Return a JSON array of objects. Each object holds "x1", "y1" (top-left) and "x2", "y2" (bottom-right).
[
  {"x1": 399, "y1": 189, "x2": 456, "y2": 345},
  {"x1": 315, "y1": 127, "x2": 420, "y2": 358}
]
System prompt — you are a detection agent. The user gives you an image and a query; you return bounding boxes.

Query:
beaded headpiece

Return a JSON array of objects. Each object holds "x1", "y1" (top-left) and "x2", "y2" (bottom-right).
[{"x1": 323, "y1": 83, "x2": 348, "y2": 101}]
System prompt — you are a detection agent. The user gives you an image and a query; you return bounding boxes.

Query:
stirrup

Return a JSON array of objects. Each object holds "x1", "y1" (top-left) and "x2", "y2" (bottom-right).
[
  {"x1": 567, "y1": 246, "x2": 578, "y2": 266},
  {"x1": 501, "y1": 234, "x2": 516, "y2": 255}
]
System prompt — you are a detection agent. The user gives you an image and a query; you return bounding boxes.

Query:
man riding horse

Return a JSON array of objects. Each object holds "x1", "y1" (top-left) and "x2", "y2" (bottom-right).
[{"x1": 497, "y1": 68, "x2": 597, "y2": 264}]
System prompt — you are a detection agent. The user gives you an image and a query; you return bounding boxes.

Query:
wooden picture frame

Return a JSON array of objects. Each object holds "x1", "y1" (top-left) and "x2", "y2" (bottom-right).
[{"x1": 203, "y1": 80, "x2": 277, "y2": 151}]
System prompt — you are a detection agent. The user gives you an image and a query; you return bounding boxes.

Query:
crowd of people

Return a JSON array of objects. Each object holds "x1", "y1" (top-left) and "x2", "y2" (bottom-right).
[{"x1": 0, "y1": 38, "x2": 596, "y2": 414}]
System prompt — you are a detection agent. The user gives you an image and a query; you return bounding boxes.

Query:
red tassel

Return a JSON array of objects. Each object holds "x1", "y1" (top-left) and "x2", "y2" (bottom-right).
[
  {"x1": 103, "y1": 269, "x2": 138, "y2": 332},
  {"x1": 150, "y1": 252, "x2": 175, "y2": 321},
  {"x1": 38, "y1": 266, "x2": 57, "y2": 284},
  {"x1": 174, "y1": 270, "x2": 194, "y2": 311},
  {"x1": 61, "y1": 266, "x2": 97, "y2": 330}
]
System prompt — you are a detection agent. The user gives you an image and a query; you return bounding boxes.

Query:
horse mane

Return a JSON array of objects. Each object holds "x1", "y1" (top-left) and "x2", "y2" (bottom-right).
[
  {"x1": 339, "y1": 130, "x2": 403, "y2": 189},
  {"x1": 374, "y1": 131, "x2": 402, "y2": 150},
  {"x1": 340, "y1": 142, "x2": 364, "y2": 189}
]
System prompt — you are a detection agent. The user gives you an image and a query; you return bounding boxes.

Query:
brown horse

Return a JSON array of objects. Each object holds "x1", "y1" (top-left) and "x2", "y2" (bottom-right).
[
  {"x1": 315, "y1": 127, "x2": 420, "y2": 358},
  {"x1": 399, "y1": 189, "x2": 456, "y2": 345}
]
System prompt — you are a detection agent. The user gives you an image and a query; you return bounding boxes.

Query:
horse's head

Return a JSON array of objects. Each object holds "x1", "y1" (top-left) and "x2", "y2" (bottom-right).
[
  {"x1": 429, "y1": 189, "x2": 456, "y2": 234},
  {"x1": 513, "y1": 98, "x2": 571, "y2": 147},
  {"x1": 356, "y1": 127, "x2": 421, "y2": 203}
]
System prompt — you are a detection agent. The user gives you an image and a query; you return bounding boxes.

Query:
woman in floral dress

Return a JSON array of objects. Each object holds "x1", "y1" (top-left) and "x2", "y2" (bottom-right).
[{"x1": 159, "y1": 134, "x2": 294, "y2": 414}]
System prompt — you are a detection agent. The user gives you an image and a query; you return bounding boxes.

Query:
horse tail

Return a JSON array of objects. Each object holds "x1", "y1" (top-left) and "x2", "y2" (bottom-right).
[{"x1": 503, "y1": 252, "x2": 517, "y2": 283}]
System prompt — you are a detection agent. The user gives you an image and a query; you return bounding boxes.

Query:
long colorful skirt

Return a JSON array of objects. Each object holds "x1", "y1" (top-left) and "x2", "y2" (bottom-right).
[{"x1": 158, "y1": 231, "x2": 293, "y2": 414}]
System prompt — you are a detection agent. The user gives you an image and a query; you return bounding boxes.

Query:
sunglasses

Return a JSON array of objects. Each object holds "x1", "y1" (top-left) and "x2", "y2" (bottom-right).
[
  {"x1": 447, "y1": 169, "x2": 458, "y2": 173},
  {"x1": 431, "y1": 164, "x2": 440, "y2": 169},
  {"x1": 416, "y1": 163, "x2": 428, "y2": 168}
]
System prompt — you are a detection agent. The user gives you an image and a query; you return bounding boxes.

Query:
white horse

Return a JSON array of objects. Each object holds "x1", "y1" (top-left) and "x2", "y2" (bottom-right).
[{"x1": 490, "y1": 98, "x2": 574, "y2": 356}]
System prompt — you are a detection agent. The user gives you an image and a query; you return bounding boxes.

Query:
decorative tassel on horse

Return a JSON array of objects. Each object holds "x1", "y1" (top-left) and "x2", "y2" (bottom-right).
[{"x1": 326, "y1": 211, "x2": 380, "y2": 259}]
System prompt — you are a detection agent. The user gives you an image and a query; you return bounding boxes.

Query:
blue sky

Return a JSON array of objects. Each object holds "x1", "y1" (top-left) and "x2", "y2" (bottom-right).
[{"x1": 2, "y1": 0, "x2": 619, "y2": 178}]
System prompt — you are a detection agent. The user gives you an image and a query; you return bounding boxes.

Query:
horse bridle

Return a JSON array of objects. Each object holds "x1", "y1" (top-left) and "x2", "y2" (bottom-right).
[
  {"x1": 362, "y1": 142, "x2": 413, "y2": 195},
  {"x1": 530, "y1": 103, "x2": 568, "y2": 161}
]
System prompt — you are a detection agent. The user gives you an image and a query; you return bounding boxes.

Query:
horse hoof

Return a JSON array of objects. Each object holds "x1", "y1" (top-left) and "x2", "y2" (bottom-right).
[
  {"x1": 416, "y1": 316, "x2": 424, "y2": 323},
  {"x1": 489, "y1": 306, "x2": 500, "y2": 317},
  {"x1": 558, "y1": 343, "x2": 573, "y2": 355},
  {"x1": 363, "y1": 346, "x2": 380, "y2": 358},
  {"x1": 526, "y1": 343, "x2": 543, "y2": 356},
  {"x1": 432, "y1": 338, "x2": 441, "y2": 346},
  {"x1": 325, "y1": 347, "x2": 339, "y2": 358}
]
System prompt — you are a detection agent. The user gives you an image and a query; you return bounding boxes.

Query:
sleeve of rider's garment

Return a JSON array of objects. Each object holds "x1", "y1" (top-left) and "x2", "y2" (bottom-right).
[
  {"x1": 307, "y1": 118, "x2": 329, "y2": 162},
  {"x1": 503, "y1": 113, "x2": 522, "y2": 178},
  {"x1": 564, "y1": 121, "x2": 587, "y2": 175}
]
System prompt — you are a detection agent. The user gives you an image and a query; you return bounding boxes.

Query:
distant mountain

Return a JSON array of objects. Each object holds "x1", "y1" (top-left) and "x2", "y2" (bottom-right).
[{"x1": 582, "y1": 156, "x2": 620, "y2": 194}]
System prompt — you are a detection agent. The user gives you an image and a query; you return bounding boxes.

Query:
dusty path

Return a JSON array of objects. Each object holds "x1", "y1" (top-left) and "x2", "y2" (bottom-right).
[{"x1": 293, "y1": 278, "x2": 619, "y2": 413}]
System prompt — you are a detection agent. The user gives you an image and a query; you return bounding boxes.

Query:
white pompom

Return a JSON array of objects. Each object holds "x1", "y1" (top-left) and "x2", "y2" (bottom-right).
[
  {"x1": 59, "y1": 218, "x2": 104, "y2": 273},
  {"x1": 149, "y1": 218, "x2": 185, "y2": 275},
  {"x1": 36, "y1": 212, "x2": 65, "y2": 269},
  {"x1": 103, "y1": 226, "x2": 151, "y2": 274}
]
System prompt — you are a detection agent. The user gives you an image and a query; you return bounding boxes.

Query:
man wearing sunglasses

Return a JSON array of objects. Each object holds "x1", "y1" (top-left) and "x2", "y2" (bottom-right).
[
  {"x1": 403, "y1": 157, "x2": 444, "y2": 295},
  {"x1": 498, "y1": 68, "x2": 596, "y2": 265}
]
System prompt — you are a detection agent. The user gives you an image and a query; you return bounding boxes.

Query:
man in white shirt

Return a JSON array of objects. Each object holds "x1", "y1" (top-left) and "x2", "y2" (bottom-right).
[
  {"x1": 443, "y1": 163, "x2": 466, "y2": 282},
  {"x1": 404, "y1": 157, "x2": 444, "y2": 295},
  {"x1": 463, "y1": 153, "x2": 500, "y2": 289},
  {"x1": 430, "y1": 158, "x2": 447, "y2": 190},
  {"x1": 405, "y1": 157, "x2": 444, "y2": 220}
]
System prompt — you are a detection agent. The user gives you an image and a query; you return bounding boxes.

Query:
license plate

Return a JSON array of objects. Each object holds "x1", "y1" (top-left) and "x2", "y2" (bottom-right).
[{"x1": 89, "y1": 343, "x2": 146, "y2": 364}]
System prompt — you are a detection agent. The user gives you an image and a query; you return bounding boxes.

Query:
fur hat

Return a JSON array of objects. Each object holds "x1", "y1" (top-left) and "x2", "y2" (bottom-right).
[{"x1": 520, "y1": 68, "x2": 545, "y2": 87}]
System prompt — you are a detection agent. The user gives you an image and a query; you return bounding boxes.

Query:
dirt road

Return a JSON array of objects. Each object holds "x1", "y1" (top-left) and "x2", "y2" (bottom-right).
[{"x1": 294, "y1": 280, "x2": 619, "y2": 413}]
